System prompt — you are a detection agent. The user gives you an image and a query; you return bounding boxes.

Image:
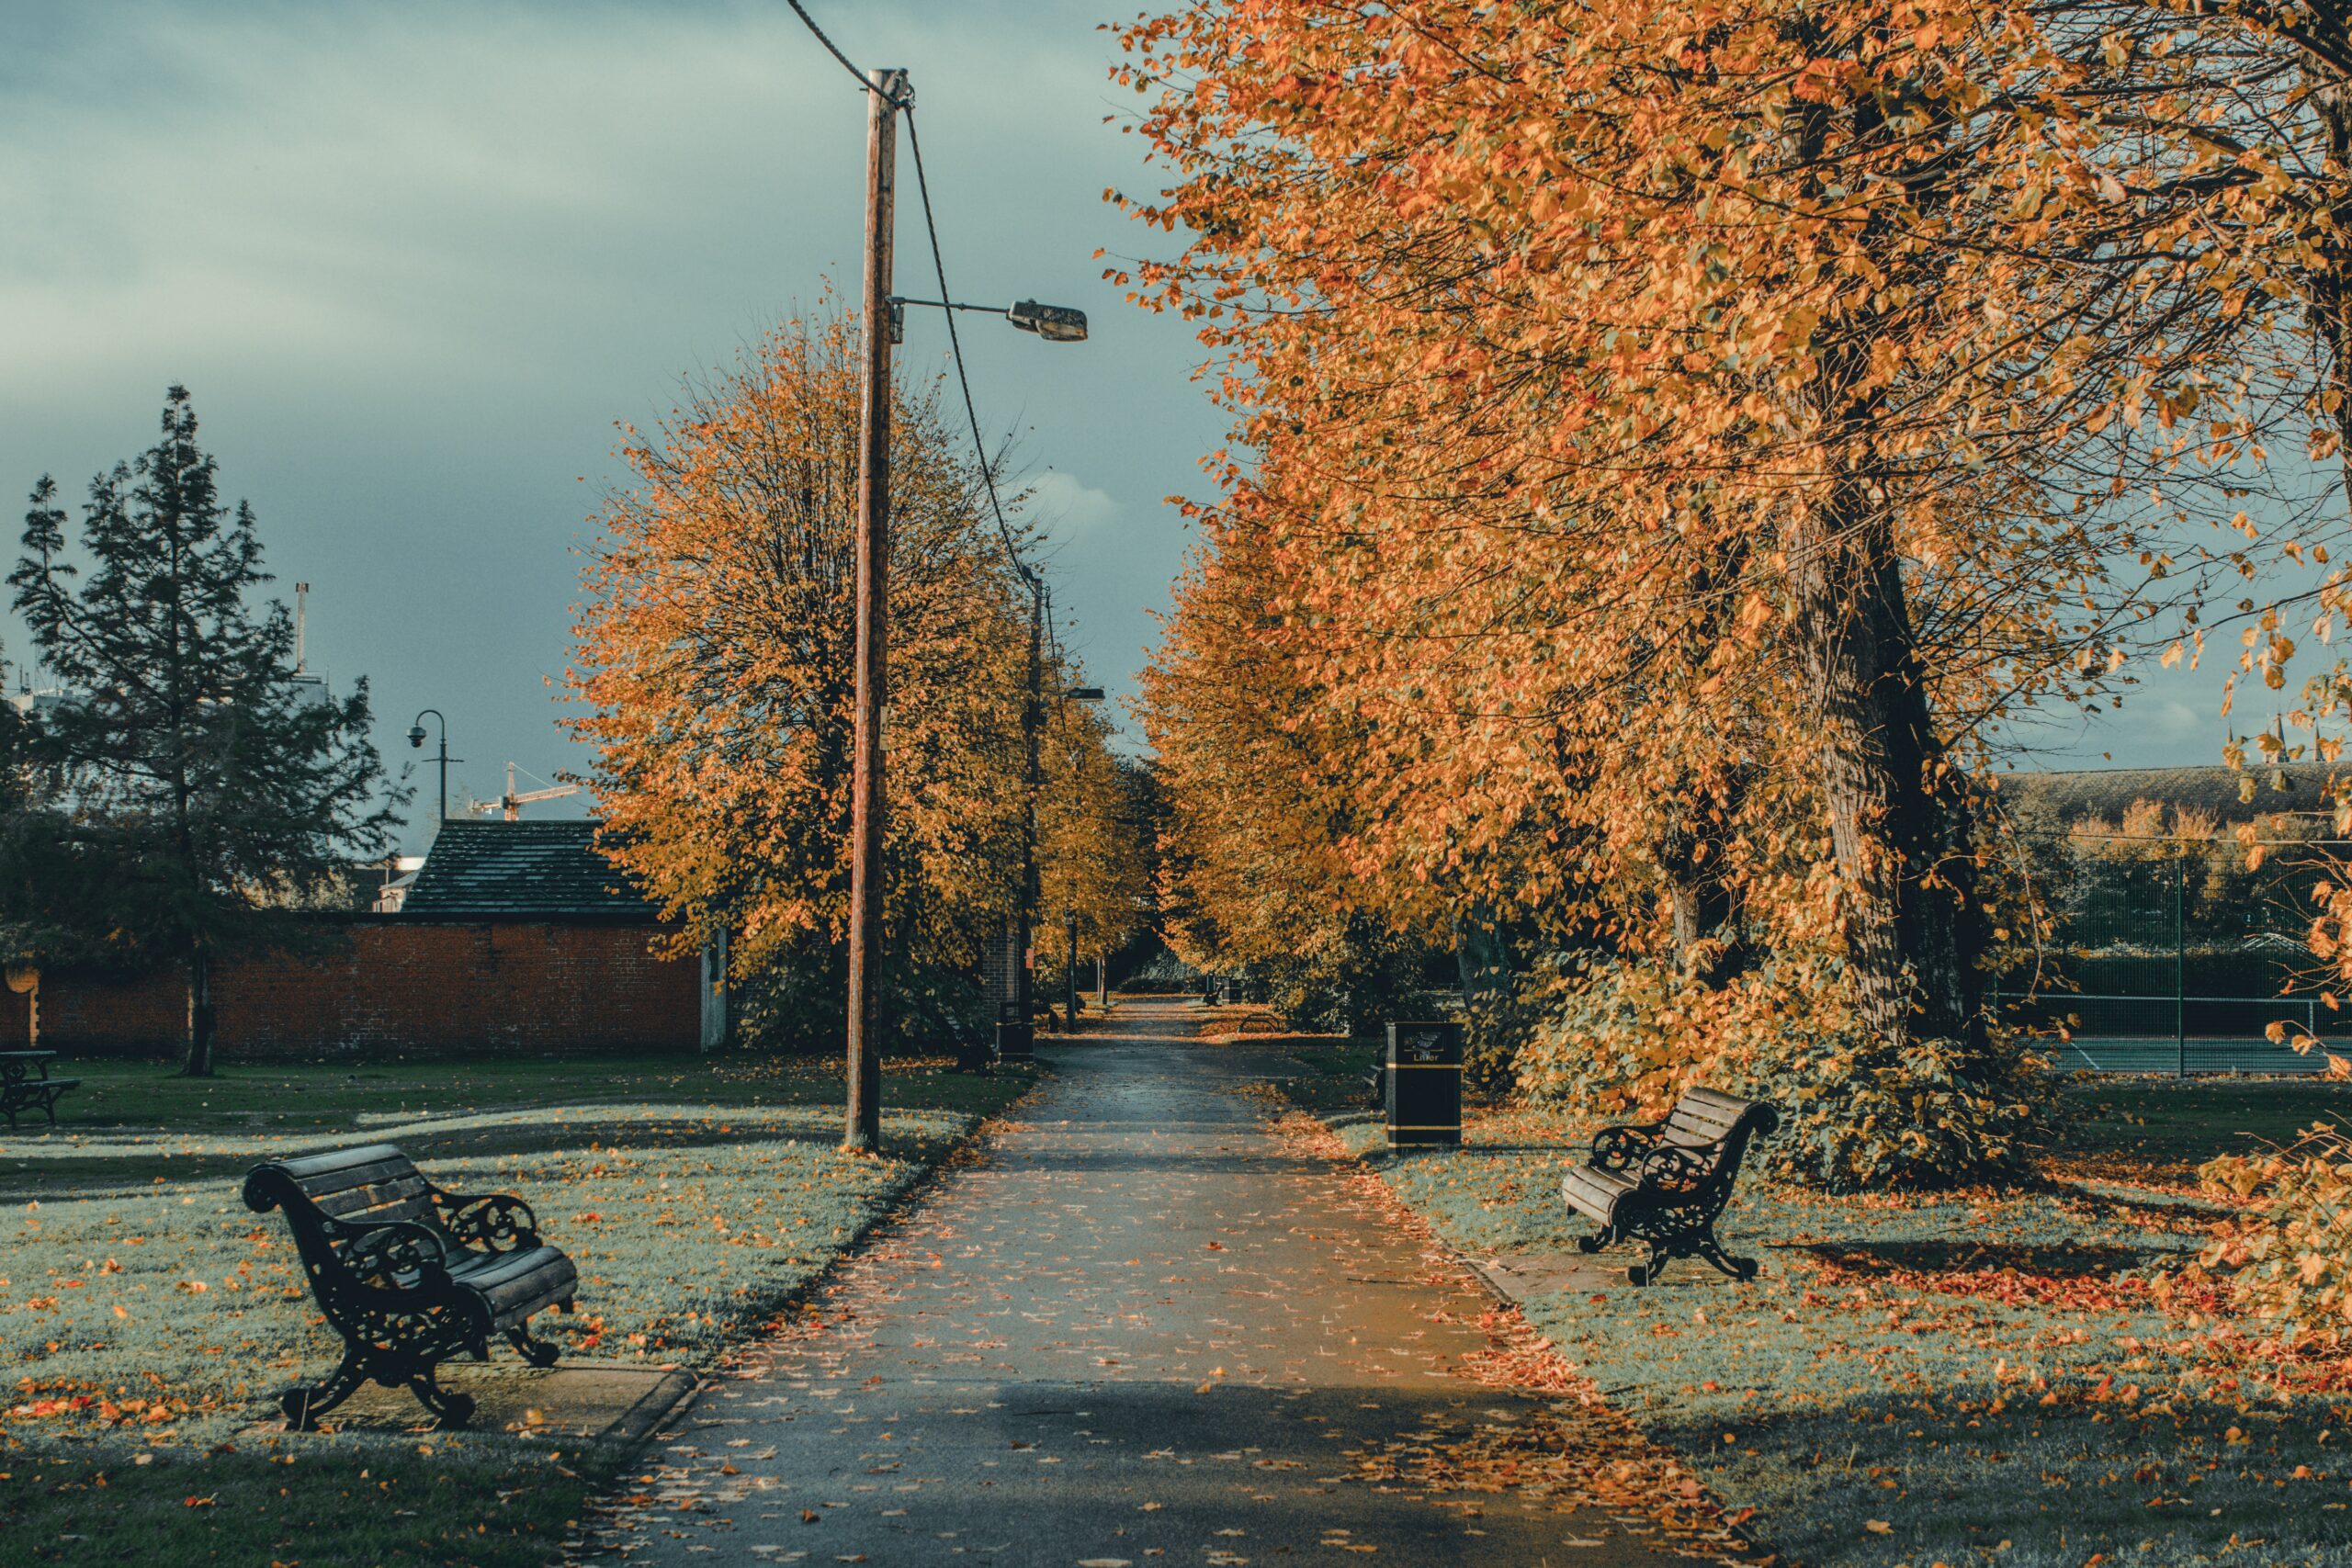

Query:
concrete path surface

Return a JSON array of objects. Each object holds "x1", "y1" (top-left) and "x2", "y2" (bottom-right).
[{"x1": 592, "y1": 1001, "x2": 1702, "y2": 1566}]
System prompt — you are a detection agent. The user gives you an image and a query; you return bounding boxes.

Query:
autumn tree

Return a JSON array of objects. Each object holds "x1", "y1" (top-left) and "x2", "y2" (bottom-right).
[
  {"x1": 1114, "y1": 2, "x2": 2295, "y2": 1182},
  {"x1": 1035, "y1": 687, "x2": 1155, "y2": 998},
  {"x1": 568, "y1": 310, "x2": 1036, "y2": 1049},
  {"x1": 12, "y1": 388, "x2": 400, "y2": 1076}
]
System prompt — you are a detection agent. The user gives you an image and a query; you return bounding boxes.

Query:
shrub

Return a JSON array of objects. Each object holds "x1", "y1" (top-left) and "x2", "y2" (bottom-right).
[
  {"x1": 1508, "y1": 951, "x2": 2041, "y2": 1191},
  {"x1": 2194, "y1": 1121, "x2": 2352, "y2": 1348}
]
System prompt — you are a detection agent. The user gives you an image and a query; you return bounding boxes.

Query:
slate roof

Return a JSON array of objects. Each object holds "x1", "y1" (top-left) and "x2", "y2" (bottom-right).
[
  {"x1": 400, "y1": 820, "x2": 655, "y2": 919},
  {"x1": 1998, "y1": 764, "x2": 2335, "y2": 827}
]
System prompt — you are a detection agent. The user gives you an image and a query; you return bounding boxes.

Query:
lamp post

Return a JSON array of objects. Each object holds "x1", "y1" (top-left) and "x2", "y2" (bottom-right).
[
  {"x1": 406, "y1": 709, "x2": 458, "y2": 828},
  {"x1": 842, "y1": 68, "x2": 1091, "y2": 1145},
  {"x1": 1064, "y1": 905, "x2": 1080, "y2": 1028}
]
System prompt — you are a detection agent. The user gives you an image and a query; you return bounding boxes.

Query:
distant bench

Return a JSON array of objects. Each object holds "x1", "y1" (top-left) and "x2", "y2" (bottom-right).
[
  {"x1": 1, "y1": 1051, "x2": 78, "y2": 1130},
  {"x1": 243, "y1": 1144, "x2": 577, "y2": 1429},
  {"x1": 1559, "y1": 1087, "x2": 1778, "y2": 1286}
]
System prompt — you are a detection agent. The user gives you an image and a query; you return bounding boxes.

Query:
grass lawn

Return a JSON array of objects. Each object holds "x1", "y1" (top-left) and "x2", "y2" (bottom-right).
[
  {"x1": 1275, "y1": 1043, "x2": 2352, "y2": 1568},
  {"x1": 0, "y1": 1050, "x2": 1035, "y2": 1566}
]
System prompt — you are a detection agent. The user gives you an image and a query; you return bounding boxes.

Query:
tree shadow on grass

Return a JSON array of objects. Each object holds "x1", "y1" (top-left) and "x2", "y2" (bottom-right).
[
  {"x1": 0, "y1": 1117, "x2": 961, "y2": 1202},
  {"x1": 1638, "y1": 1375, "x2": 2349, "y2": 1568},
  {"x1": 1792, "y1": 1237, "x2": 2151, "y2": 1277}
]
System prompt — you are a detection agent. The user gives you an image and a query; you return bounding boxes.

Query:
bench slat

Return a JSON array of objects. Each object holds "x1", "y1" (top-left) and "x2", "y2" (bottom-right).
[
  {"x1": 313, "y1": 1174, "x2": 435, "y2": 1224},
  {"x1": 265, "y1": 1144, "x2": 413, "y2": 1183}
]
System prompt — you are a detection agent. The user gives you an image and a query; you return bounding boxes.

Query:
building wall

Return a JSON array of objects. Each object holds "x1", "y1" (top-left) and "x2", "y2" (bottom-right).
[{"x1": 12, "y1": 920, "x2": 697, "y2": 1061}]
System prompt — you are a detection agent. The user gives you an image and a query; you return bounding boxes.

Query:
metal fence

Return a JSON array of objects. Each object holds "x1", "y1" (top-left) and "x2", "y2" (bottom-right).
[{"x1": 1991, "y1": 831, "x2": 2345, "y2": 1076}]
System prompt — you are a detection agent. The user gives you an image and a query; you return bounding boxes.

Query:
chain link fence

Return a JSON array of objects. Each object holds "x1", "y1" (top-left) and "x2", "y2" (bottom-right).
[{"x1": 1990, "y1": 829, "x2": 2345, "y2": 1075}]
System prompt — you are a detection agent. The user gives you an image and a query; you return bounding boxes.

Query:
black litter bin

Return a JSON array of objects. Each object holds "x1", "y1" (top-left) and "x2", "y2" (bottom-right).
[
  {"x1": 996, "y1": 1000, "x2": 1034, "y2": 1064},
  {"x1": 1384, "y1": 1021, "x2": 1462, "y2": 1148}
]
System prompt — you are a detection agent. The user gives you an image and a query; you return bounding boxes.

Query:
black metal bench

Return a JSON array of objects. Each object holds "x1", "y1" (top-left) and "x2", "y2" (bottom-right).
[
  {"x1": 1560, "y1": 1087, "x2": 1778, "y2": 1286},
  {"x1": 243, "y1": 1143, "x2": 578, "y2": 1429},
  {"x1": 1, "y1": 1051, "x2": 78, "y2": 1129}
]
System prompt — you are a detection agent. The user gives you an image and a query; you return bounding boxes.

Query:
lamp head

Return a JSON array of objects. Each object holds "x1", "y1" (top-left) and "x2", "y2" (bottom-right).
[
  {"x1": 1008, "y1": 300, "x2": 1088, "y2": 343},
  {"x1": 406, "y1": 724, "x2": 426, "y2": 750}
]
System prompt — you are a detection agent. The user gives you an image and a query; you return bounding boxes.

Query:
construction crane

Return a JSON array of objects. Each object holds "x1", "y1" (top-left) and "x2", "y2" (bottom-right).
[{"x1": 493, "y1": 761, "x2": 581, "y2": 821}]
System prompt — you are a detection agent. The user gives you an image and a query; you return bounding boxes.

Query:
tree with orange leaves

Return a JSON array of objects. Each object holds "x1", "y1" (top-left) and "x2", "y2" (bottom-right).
[
  {"x1": 1115, "y1": 2, "x2": 2319, "y2": 1184},
  {"x1": 568, "y1": 310, "x2": 1035, "y2": 1049}
]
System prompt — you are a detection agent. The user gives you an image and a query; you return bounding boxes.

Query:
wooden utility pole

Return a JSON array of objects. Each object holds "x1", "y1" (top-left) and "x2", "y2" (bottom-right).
[{"x1": 845, "y1": 65, "x2": 905, "y2": 1155}]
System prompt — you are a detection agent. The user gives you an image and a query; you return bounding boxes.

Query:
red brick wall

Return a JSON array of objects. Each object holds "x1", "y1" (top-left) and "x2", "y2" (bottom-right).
[{"x1": 13, "y1": 920, "x2": 698, "y2": 1061}]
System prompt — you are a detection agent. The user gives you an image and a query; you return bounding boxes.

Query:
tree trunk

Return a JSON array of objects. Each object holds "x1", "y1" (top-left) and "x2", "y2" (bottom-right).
[
  {"x1": 182, "y1": 944, "x2": 216, "y2": 1077},
  {"x1": 1787, "y1": 496, "x2": 1981, "y2": 1048},
  {"x1": 1657, "y1": 768, "x2": 1753, "y2": 985}
]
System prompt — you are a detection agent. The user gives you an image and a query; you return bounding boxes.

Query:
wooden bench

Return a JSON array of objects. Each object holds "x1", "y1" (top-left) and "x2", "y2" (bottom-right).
[
  {"x1": 243, "y1": 1144, "x2": 578, "y2": 1429},
  {"x1": 1, "y1": 1051, "x2": 79, "y2": 1130},
  {"x1": 1559, "y1": 1087, "x2": 1778, "y2": 1286}
]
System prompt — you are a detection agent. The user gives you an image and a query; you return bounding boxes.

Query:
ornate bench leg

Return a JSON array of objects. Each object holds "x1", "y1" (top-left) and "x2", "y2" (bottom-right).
[
  {"x1": 506, "y1": 1324, "x2": 561, "y2": 1368},
  {"x1": 280, "y1": 1349, "x2": 368, "y2": 1431},
  {"x1": 1694, "y1": 1226, "x2": 1759, "y2": 1281},
  {"x1": 1576, "y1": 1225, "x2": 1611, "y2": 1255},
  {"x1": 1627, "y1": 1238, "x2": 1670, "y2": 1287},
  {"x1": 405, "y1": 1362, "x2": 477, "y2": 1430}
]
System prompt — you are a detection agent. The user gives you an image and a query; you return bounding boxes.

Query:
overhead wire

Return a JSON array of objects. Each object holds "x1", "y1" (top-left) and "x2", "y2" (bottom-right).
[
  {"x1": 780, "y1": 3, "x2": 1064, "y2": 662},
  {"x1": 782, "y1": 0, "x2": 872, "y2": 90},
  {"x1": 903, "y1": 109, "x2": 1041, "y2": 599}
]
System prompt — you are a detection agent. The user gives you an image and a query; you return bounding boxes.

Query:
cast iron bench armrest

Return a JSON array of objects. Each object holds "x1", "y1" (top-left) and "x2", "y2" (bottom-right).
[
  {"x1": 325, "y1": 1215, "x2": 457, "y2": 1288},
  {"x1": 432, "y1": 1190, "x2": 543, "y2": 1254},
  {"x1": 1589, "y1": 1120, "x2": 1665, "y2": 1171}
]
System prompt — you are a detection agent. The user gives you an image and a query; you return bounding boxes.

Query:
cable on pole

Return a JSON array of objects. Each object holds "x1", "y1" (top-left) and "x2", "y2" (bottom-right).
[
  {"x1": 903, "y1": 107, "x2": 1041, "y2": 599},
  {"x1": 782, "y1": 0, "x2": 874, "y2": 90}
]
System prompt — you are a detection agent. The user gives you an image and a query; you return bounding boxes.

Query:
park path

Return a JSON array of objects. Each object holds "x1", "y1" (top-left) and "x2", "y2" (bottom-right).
[{"x1": 595, "y1": 1000, "x2": 1691, "y2": 1566}]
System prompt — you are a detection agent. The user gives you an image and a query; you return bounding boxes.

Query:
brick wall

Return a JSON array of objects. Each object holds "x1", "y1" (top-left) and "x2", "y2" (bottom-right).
[{"x1": 11, "y1": 919, "x2": 698, "y2": 1061}]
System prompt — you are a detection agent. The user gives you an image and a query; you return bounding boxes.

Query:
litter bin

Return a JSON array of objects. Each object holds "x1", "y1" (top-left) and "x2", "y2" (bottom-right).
[
  {"x1": 996, "y1": 1001, "x2": 1034, "y2": 1064},
  {"x1": 1384, "y1": 1021, "x2": 1462, "y2": 1148}
]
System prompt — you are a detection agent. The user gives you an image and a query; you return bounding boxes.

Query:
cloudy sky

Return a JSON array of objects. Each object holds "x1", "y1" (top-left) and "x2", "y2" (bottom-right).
[
  {"x1": 2, "y1": 0, "x2": 1223, "y2": 845},
  {"x1": 0, "y1": 0, "x2": 2297, "y2": 850}
]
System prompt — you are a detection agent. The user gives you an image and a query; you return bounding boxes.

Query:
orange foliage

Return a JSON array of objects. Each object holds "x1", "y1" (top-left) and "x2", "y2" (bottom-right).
[
  {"x1": 567, "y1": 310, "x2": 1033, "y2": 1033},
  {"x1": 1117, "y1": 2, "x2": 2311, "y2": 1070}
]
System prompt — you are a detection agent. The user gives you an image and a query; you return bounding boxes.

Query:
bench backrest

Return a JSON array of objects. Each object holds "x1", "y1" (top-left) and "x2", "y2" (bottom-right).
[
  {"x1": 243, "y1": 1146, "x2": 458, "y2": 1316},
  {"x1": 1657, "y1": 1088, "x2": 1779, "y2": 1187},
  {"x1": 247, "y1": 1142, "x2": 435, "y2": 1224}
]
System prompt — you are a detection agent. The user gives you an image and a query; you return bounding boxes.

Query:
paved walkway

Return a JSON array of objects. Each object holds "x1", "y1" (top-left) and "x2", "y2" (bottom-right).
[{"x1": 599, "y1": 1001, "x2": 1688, "y2": 1565}]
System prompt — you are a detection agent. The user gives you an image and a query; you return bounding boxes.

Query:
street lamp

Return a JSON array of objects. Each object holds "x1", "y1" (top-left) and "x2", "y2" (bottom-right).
[
  {"x1": 407, "y1": 709, "x2": 459, "y2": 828},
  {"x1": 890, "y1": 296, "x2": 1090, "y2": 344}
]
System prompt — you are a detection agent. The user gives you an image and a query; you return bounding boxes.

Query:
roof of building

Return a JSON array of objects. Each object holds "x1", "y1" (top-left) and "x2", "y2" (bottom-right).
[
  {"x1": 400, "y1": 819, "x2": 655, "y2": 919},
  {"x1": 1997, "y1": 764, "x2": 2334, "y2": 826}
]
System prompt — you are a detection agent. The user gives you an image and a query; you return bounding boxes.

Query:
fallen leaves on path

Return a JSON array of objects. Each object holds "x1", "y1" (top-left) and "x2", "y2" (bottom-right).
[{"x1": 1264, "y1": 1110, "x2": 1759, "y2": 1563}]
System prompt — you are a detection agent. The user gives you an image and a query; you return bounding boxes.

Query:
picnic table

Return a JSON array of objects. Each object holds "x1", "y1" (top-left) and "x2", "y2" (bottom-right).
[{"x1": 0, "y1": 1050, "x2": 78, "y2": 1130}]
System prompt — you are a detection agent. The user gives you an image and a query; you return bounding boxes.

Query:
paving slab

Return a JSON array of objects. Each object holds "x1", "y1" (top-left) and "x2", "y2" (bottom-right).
[
  {"x1": 1471, "y1": 1251, "x2": 1764, "y2": 1303},
  {"x1": 288, "y1": 1359, "x2": 696, "y2": 1441},
  {"x1": 591, "y1": 1001, "x2": 1711, "y2": 1566}
]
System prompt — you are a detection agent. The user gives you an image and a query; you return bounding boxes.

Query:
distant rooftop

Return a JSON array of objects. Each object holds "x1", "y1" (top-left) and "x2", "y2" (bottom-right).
[
  {"x1": 401, "y1": 819, "x2": 654, "y2": 919},
  {"x1": 2000, "y1": 763, "x2": 2333, "y2": 826}
]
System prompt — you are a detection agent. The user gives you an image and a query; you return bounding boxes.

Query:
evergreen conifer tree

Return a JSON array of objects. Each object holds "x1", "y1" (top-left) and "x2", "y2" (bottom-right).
[{"x1": 12, "y1": 387, "x2": 401, "y2": 1075}]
